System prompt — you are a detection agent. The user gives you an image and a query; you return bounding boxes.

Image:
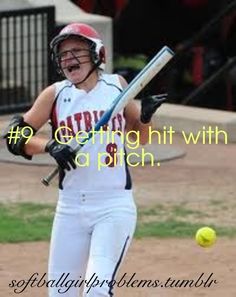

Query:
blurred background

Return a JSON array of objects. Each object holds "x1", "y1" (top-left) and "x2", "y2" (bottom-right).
[
  {"x1": 0, "y1": 0, "x2": 235, "y2": 114},
  {"x1": 74, "y1": 0, "x2": 236, "y2": 111}
]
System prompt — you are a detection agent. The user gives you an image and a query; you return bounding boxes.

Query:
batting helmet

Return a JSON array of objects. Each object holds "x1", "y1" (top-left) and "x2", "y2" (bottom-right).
[{"x1": 50, "y1": 23, "x2": 106, "y2": 72}]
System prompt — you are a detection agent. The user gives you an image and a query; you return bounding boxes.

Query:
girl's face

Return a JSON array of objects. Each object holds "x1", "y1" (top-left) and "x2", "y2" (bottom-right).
[{"x1": 58, "y1": 38, "x2": 94, "y2": 85}]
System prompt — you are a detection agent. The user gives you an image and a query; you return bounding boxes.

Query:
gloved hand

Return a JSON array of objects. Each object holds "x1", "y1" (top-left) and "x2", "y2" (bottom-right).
[
  {"x1": 140, "y1": 94, "x2": 168, "y2": 124},
  {"x1": 45, "y1": 139, "x2": 76, "y2": 171},
  {"x1": 2, "y1": 115, "x2": 36, "y2": 160}
]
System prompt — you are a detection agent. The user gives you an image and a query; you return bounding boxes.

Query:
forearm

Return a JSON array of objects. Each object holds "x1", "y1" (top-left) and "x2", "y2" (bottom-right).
[
  {"x1": 24, "y1": 136, "x2": 48, "y2": 156},
  {"x1": 132, "y1": 118, "x2": 152, "y2": 145}
]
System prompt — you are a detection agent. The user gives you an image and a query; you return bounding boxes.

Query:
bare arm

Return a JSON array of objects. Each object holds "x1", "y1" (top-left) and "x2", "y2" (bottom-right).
[
  {"x1": 119, "y1": 75, "x2": 151, "y2": 145},
  {"x1": 124, "y1": 101, "x2": 151, "y2": 145},
  {"x1": 23, "y1": 85, "x2": 56, "y2": 155}
]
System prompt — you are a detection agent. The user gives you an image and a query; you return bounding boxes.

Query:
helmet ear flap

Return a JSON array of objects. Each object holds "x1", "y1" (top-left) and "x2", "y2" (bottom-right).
[
  {"x1": 99, "y1": 46, "x2": 106, "y2": 64},
  {"x1": 89, "y1": 43, "x2": 105, "y2": 69},
  {"x1": 97, "y1": 45, "x2": 106, "y2": 70},
  {"x1": 92, "y1": 43, "x2": 106, "y2": 70}
]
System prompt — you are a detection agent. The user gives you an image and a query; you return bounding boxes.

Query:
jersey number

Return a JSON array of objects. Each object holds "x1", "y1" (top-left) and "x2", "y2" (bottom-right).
[{"x1": 105, "y1": 143, "x2": 118, "y2": 167}]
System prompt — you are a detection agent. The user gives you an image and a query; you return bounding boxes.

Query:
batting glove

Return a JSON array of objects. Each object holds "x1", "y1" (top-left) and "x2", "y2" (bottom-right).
[
  {"x1": 140, "y1": 94, "x2": 168, "y2": 124},
  {"x1": 45, "y1": 139, "x2": 76, "y2": 171}
]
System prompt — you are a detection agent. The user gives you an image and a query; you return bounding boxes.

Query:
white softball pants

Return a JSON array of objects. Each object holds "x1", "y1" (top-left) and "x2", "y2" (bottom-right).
[{"x1": 48, "y1": 189, "x2": 137, "y2": 297}]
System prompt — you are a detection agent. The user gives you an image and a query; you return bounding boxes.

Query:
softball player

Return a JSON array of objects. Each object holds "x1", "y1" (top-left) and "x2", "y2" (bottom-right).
[{"x1": 4, "y1": 23, "x2": 166, "y2": 296}]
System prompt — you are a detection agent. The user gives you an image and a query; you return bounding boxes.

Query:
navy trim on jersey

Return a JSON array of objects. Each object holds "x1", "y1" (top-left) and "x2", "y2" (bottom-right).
[
  {"x1": 98, "y1": 78, "x2": 123, "y2": 93},
  {"x1": 108, "y1": 236, "x2": 130, "y2": 296},
  {"x1": 50, "y1": 99, "x2": 58, "y2": 138},
  {"x1": 124, "y1": 147, "x2": 132, "y2": 190}
]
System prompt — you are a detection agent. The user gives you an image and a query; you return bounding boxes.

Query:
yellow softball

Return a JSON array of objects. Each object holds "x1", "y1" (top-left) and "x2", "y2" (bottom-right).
[{"x1": 195, "y1": 227, "x2": 216, "y2": 247}]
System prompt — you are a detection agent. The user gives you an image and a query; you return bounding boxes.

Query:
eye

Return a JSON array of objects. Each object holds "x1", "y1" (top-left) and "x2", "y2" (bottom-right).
[
  {"x1": 57, "y1": 48, "x2": 89, "y2": 62},
  {"x1": 71, "y1": 48, "x2": 89, "y2": 57},
  {"x1": 57, "y1": 51, "x2": 68, "y2": 61},
  {"x1": 72, "y1": 48, "x2": 83, "y2": 54}
]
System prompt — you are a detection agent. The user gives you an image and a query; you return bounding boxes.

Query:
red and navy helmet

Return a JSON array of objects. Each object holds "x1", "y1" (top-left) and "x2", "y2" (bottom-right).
[{"x1": 50, "y1": 23, "x2": 106, "y2": 70}]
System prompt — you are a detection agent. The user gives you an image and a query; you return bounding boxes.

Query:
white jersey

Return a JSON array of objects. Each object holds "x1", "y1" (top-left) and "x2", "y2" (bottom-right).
[{"x1": 50, "y1": 73, "x2": 132, "y2": 191}]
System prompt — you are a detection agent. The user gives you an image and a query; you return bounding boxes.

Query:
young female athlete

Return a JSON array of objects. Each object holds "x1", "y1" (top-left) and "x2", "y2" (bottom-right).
[{"x1": 4, "y1": 23, "x2": 166, "y2": 296}]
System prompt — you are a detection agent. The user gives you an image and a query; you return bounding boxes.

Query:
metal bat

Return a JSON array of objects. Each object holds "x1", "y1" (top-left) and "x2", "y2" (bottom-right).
[{"x1": 42, "y1": 45, "x2": 175, "y2": 186}]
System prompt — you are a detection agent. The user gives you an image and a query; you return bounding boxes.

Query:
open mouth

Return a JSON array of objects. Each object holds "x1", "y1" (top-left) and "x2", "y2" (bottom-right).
[{"x1": 67, "y1": 64, "x2": 80, "y2": 72}]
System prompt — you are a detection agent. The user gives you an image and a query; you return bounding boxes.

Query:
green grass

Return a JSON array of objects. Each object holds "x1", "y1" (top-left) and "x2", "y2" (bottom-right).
[
  {"x1": 138, "y1": 204, "x2": 165, "y2": 217},
  {"x1": 136, "y1": 204, "x2": 236, "y2": 239},
  {"x1": 135, "y1": 220, "x2": 236, "y2": 238},
  {"x1": 138, "y1": 204, "x2": 205, "y2": 220},
  {"x1": 0, "y1": 202, "x2": 55, "y2": 243},
  {"x1": 0, "y1": 202, "x2": 235, "y2": 243},
  {"x1": 208, "y1": 199, "x2": 224, "y2": 206},
  {"x1": 171, "y1": 205, "x2": 204, "y2": 217}
]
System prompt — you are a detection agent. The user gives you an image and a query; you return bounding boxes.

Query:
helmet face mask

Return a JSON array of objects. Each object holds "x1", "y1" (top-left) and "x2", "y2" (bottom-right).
[
  {"x1": 50, "y1": 23, "x2": 106, "y2": 77},
  {"x1": 54, "y1": 36, "x2": 95, "y2": 72}
]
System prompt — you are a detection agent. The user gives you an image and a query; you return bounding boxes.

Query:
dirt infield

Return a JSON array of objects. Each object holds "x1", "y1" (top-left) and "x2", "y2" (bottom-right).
[
  {"x1": 0, "y1": 134, "x2": 236, "y2": 296},
  {"x1": 1, "y1": 238, "x2": 235, "y2": 297}
]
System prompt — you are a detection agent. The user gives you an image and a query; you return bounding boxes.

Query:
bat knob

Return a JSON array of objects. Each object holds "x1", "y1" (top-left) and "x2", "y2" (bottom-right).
[{"x1": 41, "y1": 178, "x2": 50, "y2": 186}]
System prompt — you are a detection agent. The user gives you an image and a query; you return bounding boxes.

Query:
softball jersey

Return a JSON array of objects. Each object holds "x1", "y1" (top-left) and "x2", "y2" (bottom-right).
[{"x1": 51, "y1": 73, "x2": 132, "y2": 191}]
